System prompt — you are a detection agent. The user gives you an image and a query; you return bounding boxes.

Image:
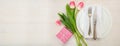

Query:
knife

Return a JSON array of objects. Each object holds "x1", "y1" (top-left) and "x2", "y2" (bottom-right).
[{"x1": 93, "y1": 7, "x2": 97, "y2": 40}]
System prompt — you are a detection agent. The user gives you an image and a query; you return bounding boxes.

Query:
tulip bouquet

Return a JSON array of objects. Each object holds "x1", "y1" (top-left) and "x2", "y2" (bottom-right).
[{"x1": 57, "y1": 1, "x2": 87, "y2": 46}]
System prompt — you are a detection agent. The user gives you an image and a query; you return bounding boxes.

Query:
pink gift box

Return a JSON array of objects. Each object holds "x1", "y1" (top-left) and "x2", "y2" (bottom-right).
[{"x1": 56, "y1": 27, "x2": 72, "y2": 43}]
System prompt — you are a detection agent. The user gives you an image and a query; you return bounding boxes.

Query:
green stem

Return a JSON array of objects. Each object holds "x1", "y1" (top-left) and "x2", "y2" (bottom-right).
[
  {"x1": 75, "y1": 28, "x2": 88, "y2": 46},
  {"x1": 74, "y1": 33, "x2": 82, "y2": 46}
]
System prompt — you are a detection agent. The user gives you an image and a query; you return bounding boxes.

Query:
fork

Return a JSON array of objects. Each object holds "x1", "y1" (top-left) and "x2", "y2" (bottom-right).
[{"x1": 88, "y1": 7, "x2": 92, "y2": 35}]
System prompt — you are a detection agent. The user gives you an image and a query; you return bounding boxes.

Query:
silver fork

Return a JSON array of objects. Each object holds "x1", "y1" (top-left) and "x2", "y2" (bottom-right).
[
  {"x1": 93, "y1": 7, "x2": 97, "y2": 40},
  {"x1": 88, "y1": 7, "x2": 92, "y2": 35}
]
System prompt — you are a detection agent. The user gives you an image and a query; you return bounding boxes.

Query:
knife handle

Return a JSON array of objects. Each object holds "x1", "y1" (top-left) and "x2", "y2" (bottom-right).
[{"x1": 93, "y1": 24, "x2": 97, "y2": 40}]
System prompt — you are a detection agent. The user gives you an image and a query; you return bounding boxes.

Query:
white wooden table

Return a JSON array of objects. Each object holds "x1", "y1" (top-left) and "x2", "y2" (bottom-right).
[{"x1": 0, "y1": 0, "x2": 119, "y2": 46}]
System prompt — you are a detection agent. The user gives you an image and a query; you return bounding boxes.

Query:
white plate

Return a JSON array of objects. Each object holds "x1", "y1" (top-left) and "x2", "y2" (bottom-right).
[{"x1": 76, "y1": 5, "x2": 112, "y2": 38}]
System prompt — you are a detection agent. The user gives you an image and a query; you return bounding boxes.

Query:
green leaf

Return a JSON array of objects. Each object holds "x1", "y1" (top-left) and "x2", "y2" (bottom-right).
[
  {"x1": 58, "y1": 13, "x2": 75, "y2": 33},
  {"x1": 66, "y1": 4, "x2": 76, "y2": 20},
  {"x1": 59, "y1": 13, "x2": 76, "y2": 33},
  {"x1": 66, "y1": 4, "x2": 72, "y2": 17},
  {"x1": 66, "y1": 4, "x2": 76, "y2": 28}
]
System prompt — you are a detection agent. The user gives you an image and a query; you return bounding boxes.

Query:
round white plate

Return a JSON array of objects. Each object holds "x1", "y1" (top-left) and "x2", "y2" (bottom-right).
[{"x1": 76, "y1": 5, "x2": 112, "y2": 38}]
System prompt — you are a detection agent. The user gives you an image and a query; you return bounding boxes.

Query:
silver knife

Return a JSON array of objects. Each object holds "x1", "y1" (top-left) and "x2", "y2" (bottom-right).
[{"x1": 93, "y1": 7, "x2": 97, "y2": 40}]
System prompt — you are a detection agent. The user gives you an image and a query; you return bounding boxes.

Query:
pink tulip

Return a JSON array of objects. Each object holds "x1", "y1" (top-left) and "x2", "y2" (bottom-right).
[
  {"x1": 69, "y1": 1, "x2": 76, "y2": 9},
  {"x1": 77, "y1": 2, "x2": 84, "y2": 10},
  {"x1": 56, "y1": 20, "x2": 61, "y2": 26}
]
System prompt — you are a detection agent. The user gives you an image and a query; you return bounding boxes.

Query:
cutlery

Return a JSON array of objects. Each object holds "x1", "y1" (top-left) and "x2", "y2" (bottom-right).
[
  {"x1": 88, "y1": 7, "x2": 92, "y2": 35},
  {"x1": 93, "y1": 7, "x2": 97, "y2": 40}
]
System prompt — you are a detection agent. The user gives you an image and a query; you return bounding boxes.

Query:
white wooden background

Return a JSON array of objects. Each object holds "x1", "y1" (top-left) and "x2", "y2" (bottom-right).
[{"x1": 0, "y1": 0, "x2": 119, "y2": 46}]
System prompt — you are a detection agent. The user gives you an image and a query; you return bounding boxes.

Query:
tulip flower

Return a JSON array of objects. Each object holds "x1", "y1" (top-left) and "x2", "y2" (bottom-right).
[
  {"x1": 69, "y1": 1, "x2": 76, "y2": 9},
  {"x1": 77, "y1": 2, "x2": 84, "y2": 10},
  {"x1": 56, "y1": 20, "x2": 61, "y2": 26}
]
